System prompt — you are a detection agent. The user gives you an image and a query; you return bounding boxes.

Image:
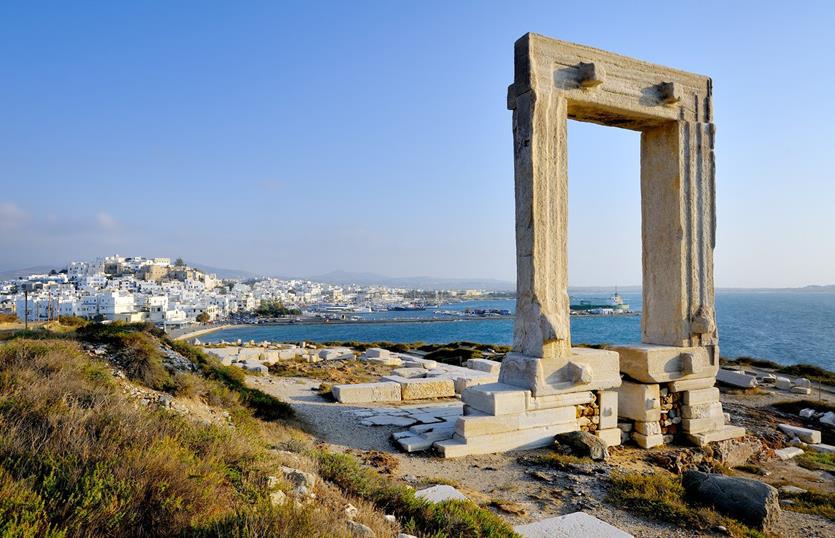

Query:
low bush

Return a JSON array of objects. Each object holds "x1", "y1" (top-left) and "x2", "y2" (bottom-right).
[
  {"x1": 169, "y1": 339, "x2": 294, "y2": 420},
  {"x1": 796, "y1": 451, "x2": 835, "y2": 473},
  {"x1": 722, "y1": 356, "x2": 835, "y2": 385},
  {"x1": 0, "y1": 312, "x2": 19, "y2": 323}
]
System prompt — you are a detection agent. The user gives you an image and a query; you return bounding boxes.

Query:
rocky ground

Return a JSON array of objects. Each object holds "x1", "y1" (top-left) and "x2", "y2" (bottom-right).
[{"x1": 248, "y1": 371, "x2": 835, "y2": 538}]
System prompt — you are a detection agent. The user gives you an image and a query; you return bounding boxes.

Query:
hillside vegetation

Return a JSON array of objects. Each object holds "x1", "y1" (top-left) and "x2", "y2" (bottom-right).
[{"x1": 0, "y1": 322, "x2": 517, "y2": 537}]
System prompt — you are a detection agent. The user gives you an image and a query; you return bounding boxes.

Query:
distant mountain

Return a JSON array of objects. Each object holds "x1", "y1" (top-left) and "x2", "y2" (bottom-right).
[
  {"x1": 188, "y1": 263, "x2": 261, "y2": 280},
  {"x1": 0, "y1": 265, "x2": 61, "y2": 280},
  {"x1": 795, "y1": 284, "x2": 835, "y2": 292},
  {"x1": 306, "y1": 270, "x2": 515, "y2": 291}
]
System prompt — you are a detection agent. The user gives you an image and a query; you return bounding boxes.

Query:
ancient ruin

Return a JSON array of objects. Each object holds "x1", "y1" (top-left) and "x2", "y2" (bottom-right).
[{"x1": 437, "y1": 33, "x2": 745, "y2": 457}]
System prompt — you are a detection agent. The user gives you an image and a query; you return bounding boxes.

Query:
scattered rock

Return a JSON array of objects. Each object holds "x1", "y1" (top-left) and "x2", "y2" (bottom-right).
[
  {"x1": 344, "y1": 503, "x2": 358, "y2": 519},
  {"x1": 414, "y1": 485, "x2": 468, "y2": 503},
  {"x1": 820, "y1": 411, "x2": 835, "y2": 427},
  {"x1": 717, "y1": 369, "x2": 758, "y2": 388},
  {"x1": 269, "y1": 490, "x2": 287, "y2": 506},
  {"x1": 799, "y1": 408, "x2": 816, "y2": 419},
  {"x1": 774, "y1": 447, "x2": 804, "y2": 460},
  {"x1": 682, "y1": 470, "x2": 780, "y2": 531},
  {"x1": 713, "y1": 437, "x2": 762, "y2": 468},
  {"x1": 555, "y1": 431, "x2": 609, "y2": 461},
  {"x1": 778, "y1": 424, "x2": 821, "y2": 444},
  {"x1": 779, "y1": 485, "x2": 807, "y2": 496},
  {"x1": 281, "y1": 466, "x2": 316, "y2": 489},
  {"x1": 346, "y1": 520, "x2": 375, "y2": 537},
  {"x1": 384, "y1": 514, "x2": 396, "y2": 523},
  {"x1": 513, "y1": 511, "x2": 633, "y2": 537}
]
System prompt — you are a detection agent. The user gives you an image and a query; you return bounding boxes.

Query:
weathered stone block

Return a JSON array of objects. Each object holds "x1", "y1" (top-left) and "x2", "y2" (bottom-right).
[
  {"x1": 682, "y1": 415, "x2": 725, "y2": 434},
  {"x1": 686, "y1": 425, "x2": 746, "y2": 446},
  {"x1": 364, "y1": 347, "x2": 390, "y2": 359},
  {"x1": 455, "y1": 406, "x2": 576, "y2": 437},
  {"x1": 453, "y1": 374, "x2": 499, "y2": 394},
  {"x1": 513, "y1": 511, "x2": 633, "y2": 538},
  {"x1": 526, "y1": 391, "x2": 595, "y2": 411},
  {"x1": 668, "y1": 377, "x2": 716, "y2": 392},
  {"x1": 598, "y1": 390, "x2": 618, "y2": 430},
  {"x1": 774, "y1": 447, "x2": 804, "y2": 460},
  {"x1": 498, "y1": 348, "x2": 621, "y2": 396},
  {"x1": 398, "y1": 378, "x2": 455, "y2": 400},
  {"x1": 775, "y1": 377, "x2": 792, "y2": 390},
  {"x1": 634, "y1": 421, "x2": 662, "y2": 436},
  {"x1": 778, "y1": 424, "x2": 821, "y2": 444},
  {"x1": 717, "y1": 369, "x2": 758, "y2": 388},
  {"x1": 596, "y1": 427, "x2": 622, "y2": 447},
  {"x1": 632, "y1": 431, "x2": 664, "y2": 448},
  {"x1": 617, "y1": 380, "x2": 661, "y2": 422},
  {"x1": 436, "y1": 422, "x2": 577, "y2": 457},
  {"x1": 462, "y1": 383, "x2": 530, "y2": 415},
  {"x1": 682, "y1": 387, "x2": 720, "y2": 406},
  {"x1": 682, "y1": 402, "x2": 724, "y2": 419},
  {"x1": 415, "y1": 485, "x2": 468, "y2": 503},
  {"x1": 332, "y1": 382, "x2": 401, "y2": 403},
  {"x1": 466, "y1": 358, "x2": 502, "y2": 374},
  {"x1": 391, "y1": 367, "x2": 427, "y2": 379},
  {"x1": 612, "y1": 344, "x2": 717, "y2": 383}
]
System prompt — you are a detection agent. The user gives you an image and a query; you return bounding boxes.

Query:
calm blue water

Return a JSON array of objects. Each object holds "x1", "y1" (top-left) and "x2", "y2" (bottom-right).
[{"x1": 203, "y1": 291, "x2": 835, "y2": 370}]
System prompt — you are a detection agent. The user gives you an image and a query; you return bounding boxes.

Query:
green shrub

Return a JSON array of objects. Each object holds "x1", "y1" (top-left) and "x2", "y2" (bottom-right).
[
  {"x1": 796, "y1": 451, "x2": 835, "y2": 473},
  {"x1": 169, "y1": 340, "x2": 293, "y2": 420},
  {"x1": 317, "y1": 450, "x2": 516, "y2": 537}
]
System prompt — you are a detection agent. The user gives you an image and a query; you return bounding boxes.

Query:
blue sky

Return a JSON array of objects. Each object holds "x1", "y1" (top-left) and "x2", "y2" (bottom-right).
[{"x1": 1, "y1": 1, "x2": 833, "y2": 287}]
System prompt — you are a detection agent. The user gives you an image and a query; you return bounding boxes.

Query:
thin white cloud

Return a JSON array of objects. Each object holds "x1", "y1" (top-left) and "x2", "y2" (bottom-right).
[
  {"x1": 97, "y1": 212, "x2": 119, "y2": 230},
  {"x1": 0, "y1": 202, "x2": 29, "y2": 231}
]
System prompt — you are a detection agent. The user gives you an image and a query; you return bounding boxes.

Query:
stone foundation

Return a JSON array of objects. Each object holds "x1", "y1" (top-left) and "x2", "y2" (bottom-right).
[
  {"x1": 615, "y1": 369, "x2": 744, "y2": 449},
  {"x1": 437, "y1": 359, "x2": 622, "y2": 457}
]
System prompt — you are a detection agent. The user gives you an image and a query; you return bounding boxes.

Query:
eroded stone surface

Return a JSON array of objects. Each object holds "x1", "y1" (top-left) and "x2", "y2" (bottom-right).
[
  {"x1": 332, "y1": 382, "x2": 401, "y2": 403},
  {"x1": 514, "y1": 512, "x2": 633, "y2": 538}
]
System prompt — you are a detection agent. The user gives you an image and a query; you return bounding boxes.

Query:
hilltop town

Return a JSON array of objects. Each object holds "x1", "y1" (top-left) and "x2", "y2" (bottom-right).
[{"x1": 0, "y1": 254, "x2": 493, "y2": 327}]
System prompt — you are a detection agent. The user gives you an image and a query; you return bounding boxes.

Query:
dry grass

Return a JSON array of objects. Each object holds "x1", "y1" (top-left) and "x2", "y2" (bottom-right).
[
  {"x1": 796, "y1": 451, "x2": 835, "y2": 473},
  {"x1": 268, "y1": 357, "x2": 393, "y2": 385},
  {"x1": 607, "y1": 471, "x2": 764, "y2": 538},
  {"x1": 317, "y1": 450, "x2": 517, "y2": 537},
  {"x1": 780, "y1": 488, "x2": 835, "y2": 521},
  {"x1": 0, "y1": 337, "x2": 390, "y2": 537}
]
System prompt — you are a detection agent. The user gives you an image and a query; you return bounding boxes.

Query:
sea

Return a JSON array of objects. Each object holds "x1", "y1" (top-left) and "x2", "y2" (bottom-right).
[{"x1": 202, "y1": 291, "x2": 835, "y2": 370}]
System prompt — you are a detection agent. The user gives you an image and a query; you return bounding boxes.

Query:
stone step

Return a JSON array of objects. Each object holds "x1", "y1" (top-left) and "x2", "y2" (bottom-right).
[
  {"x1": 462, "y1": 383, "x2": 530, "y2": 415},
  {"x1": 435, "y1": 422, "x2": 576, "y2": 458},
  {"x1": 686, "y1": 425, "x2": 746, "y2": 447},
  {"x1": 465, "y1": 358, "x2": 502, "y2": 374},
  {"x1": 455, "y1": 406, "x2": 576, "y2": 437}
]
